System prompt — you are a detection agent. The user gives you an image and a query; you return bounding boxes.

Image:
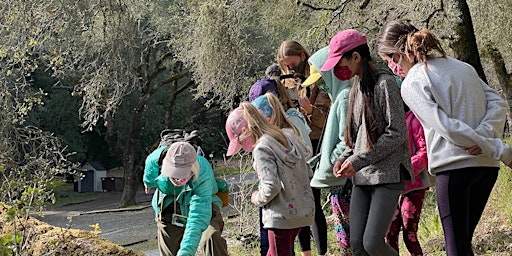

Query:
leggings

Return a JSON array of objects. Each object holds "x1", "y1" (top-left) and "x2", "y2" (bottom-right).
[
  {"x1": 436, "y1": 167, "x2": 498, "y2": 256},
  {"x1": 330, "y1": 180, "x2": 353, "y2": 255},
  {"x1": 385, "y1": 188, "x2": 427, "y2": 256},
  {"x1": 350, "y1": 184, "x2": 401, "y2": 256},
  {"x1": 297, "y1": 186, "x2": 328, "y2": 254}
]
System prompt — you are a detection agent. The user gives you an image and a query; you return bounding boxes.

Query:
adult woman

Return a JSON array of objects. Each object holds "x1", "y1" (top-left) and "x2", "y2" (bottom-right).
[
  {"x1": 225, "y1": 103, "x2": 314, "y2": 256},
  {"x1": 143, "y1": 142, "x2": 227, "y2": 256},
  {"x1": 277, "y1": 39, "x2": 330, "y2": 256},
  {"x1": 323, "y1": 29, "x2": 413, "y2": 256},
  {"x1": 376, "y1": 19, "x2": 512, "y2": 255}
]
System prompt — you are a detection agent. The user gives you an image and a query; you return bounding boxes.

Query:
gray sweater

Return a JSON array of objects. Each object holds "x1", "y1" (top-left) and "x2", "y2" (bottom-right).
[
  {"x1": 338, "y1": 70, "x2": 413, "y2": 185},
  {"x1": 401, "y1": 57, "x2": 512, "y2": 174},
  {"x1": 252, "y1": 129, "x2": 315, "y2": 229}
]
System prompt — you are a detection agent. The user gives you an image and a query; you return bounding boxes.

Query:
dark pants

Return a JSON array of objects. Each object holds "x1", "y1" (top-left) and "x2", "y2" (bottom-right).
[
  {"x1": 436, "y1": 167, "x2": 499, "y2": 256},
  {"x1": 297, "y1": 186, "x2": 328, "y2": 254},
  {"x1": 268, "y1": 227, "x2": 302, "y2": 256},
  {"x1": 350, "y1": 184, "x2": 401, "y2": 256}
]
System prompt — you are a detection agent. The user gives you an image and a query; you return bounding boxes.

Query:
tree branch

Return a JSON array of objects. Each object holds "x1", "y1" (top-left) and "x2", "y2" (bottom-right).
[
  {"x1": 423, "y1": 0, "x2": 445, "y2": 28},
  {"x1": 296, "y1": 0, "x2": 341, "y2": 11}
]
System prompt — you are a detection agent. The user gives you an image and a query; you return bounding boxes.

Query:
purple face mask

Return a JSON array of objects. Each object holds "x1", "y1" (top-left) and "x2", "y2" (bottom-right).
[
  {"x1": 334, "y1": 66, "x2": 352, "y2": 81},
  {"x1": 388, "y1": 54, "x2": 406, "y2": 77}
]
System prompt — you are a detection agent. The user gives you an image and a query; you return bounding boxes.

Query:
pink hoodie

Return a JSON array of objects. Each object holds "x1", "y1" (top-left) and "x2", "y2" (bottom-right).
[{"x1": 405, "y1": 111, "x2": 430, "y2": 192}]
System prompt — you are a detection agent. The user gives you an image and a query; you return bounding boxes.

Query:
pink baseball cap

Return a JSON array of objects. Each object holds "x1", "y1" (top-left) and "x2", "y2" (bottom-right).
[
  {"x1": 225, "y1": 106, "x2": 251, "y2": 156},
  {"x1": 320, "y1": 29, "x2": 367, "y2": 71}
]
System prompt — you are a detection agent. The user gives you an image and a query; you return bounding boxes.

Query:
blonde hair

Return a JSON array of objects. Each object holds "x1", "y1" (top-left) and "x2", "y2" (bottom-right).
[
  {"x1": 376, "y1": 20, "x2": 446, "y2": 67},
  {"x1": 276, "y1": 40, "x2": 310, "y2": 88},
  {"x1": 240, "y1": 102, "x2": 288, "y2": 147},
  {"x1": 264, "y1": 93, "x2": 301, "y2": 138},
  {"x1": 190, "y1": 160, "x2": 200, "y2": 180}
]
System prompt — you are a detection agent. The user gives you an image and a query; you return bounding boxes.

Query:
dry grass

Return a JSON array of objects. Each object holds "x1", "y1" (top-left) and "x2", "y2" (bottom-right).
[{"x1": 0, "y1": 205, "x2": 143, "y2": 256}]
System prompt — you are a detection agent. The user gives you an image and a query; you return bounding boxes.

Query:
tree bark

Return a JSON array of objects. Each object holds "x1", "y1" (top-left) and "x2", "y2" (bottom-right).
[
  {"x1": 446, "y1": 0, "x2": 487, "y2": 83},
  {"x1": 486, "y1": 43, "x2": 512, "y2": 135}
]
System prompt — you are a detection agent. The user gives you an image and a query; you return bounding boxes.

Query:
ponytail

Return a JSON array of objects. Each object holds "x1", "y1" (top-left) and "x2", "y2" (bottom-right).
[
  {"x1": 405, "y1": 29, "x2": 446, "y2": 66},
  {"x1": 377, "y1": 20, "x2": 446, "y2": 67}
]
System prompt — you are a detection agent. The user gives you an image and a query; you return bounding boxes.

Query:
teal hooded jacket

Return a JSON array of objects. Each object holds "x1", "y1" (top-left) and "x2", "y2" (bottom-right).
[
  {"x1": 309, "y1": 46, "x2": 352, "y2": 188},
  {"x1": 143, "y1": 145, "x2": 222, "y2": 256}
]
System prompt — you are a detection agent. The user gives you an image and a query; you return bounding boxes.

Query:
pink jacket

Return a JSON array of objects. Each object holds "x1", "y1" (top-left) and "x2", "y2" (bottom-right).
[{"x1": 405, "y1": 111, "x2": 430, "y2": 193}]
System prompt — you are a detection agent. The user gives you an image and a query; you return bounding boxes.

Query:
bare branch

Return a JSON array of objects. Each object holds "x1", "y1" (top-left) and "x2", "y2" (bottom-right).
[
  {"x1": 423, "y1": 0, "x2": 445, "y2": 28},
  {"x1": 296, "y1": 0, "x2": 339, "y2": 11}
]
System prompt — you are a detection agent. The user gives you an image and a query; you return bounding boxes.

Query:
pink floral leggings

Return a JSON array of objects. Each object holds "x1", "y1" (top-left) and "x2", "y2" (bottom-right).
[{"x1": 385, "y1": 188, "x2": 427, "y2": 256}]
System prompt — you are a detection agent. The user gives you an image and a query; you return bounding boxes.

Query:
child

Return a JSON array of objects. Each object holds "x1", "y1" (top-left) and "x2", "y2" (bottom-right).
[
  {"x1": 225, "y1": 103, "x2": 315, "y2": 256},
  {"x1": 376, "y1": 19, "x2": 512, "y2": 255},
  {"x1": 325, "y1": 29, "x2": 414, "y2": 256},
  {"x1": 385, "y1": 103, "x2": 431, "y2": 255}
]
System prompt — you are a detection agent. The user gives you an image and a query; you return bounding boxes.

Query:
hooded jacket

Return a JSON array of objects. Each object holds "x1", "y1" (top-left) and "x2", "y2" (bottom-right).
[
  {"x1": 309, "y1": 46, "x2": 352, "y2": 188},
  {"x1": 143, "y1": 146, "x2": 222, "y2": 256},
  {"x1": 252, "y1": 128, "x2": 315, "y2": 229},
  {"x1": 404, "y1": 111, "x2": 430, "y2": 193}
]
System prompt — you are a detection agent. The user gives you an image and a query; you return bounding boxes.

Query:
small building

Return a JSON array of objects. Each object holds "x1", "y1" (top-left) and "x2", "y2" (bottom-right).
[{"x1": 75, "y1": 162, "x2": 107, "y2": 192}]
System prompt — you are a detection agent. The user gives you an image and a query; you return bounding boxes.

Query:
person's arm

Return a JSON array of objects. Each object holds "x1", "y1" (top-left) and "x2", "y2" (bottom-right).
[
  {"x1": 143, "y1": 146, "x2": 167, "y2": 189},
  {"x1": 346, "y1": 78, "x2": 409, "y2": 171},
  {"x1": 305, "y1": 86, "x2": 330, "y2": 129},
  {"x1": 474, "y1": 78, "x2": 508, "y2": 138},
  {"x1": 410, "y1": 116, "x2": 428, "y2": 175},
  {"x1": 402, "y1": 73, "x2": 512, "y2": 164},
  {"x1": 330, "y1": 89, "x2": 350, "y2": 164},
  {"x1": 178, "y1": 157, "x2": 213, "y2": 256},
  {"x1": 251, "y1": 145, "x2": 283, "y2": 207}
]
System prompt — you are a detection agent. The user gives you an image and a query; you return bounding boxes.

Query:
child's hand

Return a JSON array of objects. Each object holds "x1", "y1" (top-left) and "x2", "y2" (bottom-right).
[
  {"x1": 333, "y1": 160, "x2": 342, "y2": 177},
  {"x1": 251, "y1": 191, "x2": 259, "y2": 205},
  {"x1": 339, "y1": 160, "x2": 355, "y2": 178},
  {"x1": 465, "y1": 145, "x2": 482, "y2": 155}
]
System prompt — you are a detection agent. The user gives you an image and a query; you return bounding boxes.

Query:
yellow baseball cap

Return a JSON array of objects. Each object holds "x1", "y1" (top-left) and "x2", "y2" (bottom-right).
[{"x1": 301, "y1": 65, "x2": 322, "y2": 87}]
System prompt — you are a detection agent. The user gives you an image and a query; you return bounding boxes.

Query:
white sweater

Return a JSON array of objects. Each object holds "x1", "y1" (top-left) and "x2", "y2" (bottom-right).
[{"x1": 401, "y1": 56, "x2": 512, "y2": 174}]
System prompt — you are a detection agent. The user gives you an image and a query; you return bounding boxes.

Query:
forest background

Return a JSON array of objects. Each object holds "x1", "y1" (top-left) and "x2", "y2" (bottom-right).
[{"x1": 1, "y1": 0, "x2": 512, "y2": 254}]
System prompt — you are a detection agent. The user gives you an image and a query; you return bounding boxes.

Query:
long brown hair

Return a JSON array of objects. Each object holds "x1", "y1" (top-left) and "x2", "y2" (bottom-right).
[
  {"x1": 376, "y1": 20, "x2": 446, "y2": 67},
  {"x1": 344, "y1": 44, "x2": 379, "y2": 149},
  {"x1": 276, "y1": 40, "x2": 310, "y2": 88}
]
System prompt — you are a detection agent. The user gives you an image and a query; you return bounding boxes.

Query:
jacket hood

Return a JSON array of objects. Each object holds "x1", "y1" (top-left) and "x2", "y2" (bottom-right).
[
  {"x1": 263, "y1": 128, "x2": 309, "y2": 169},
  {"x1": 308, "y1": 46, "x2": 351, "y2": 100}
]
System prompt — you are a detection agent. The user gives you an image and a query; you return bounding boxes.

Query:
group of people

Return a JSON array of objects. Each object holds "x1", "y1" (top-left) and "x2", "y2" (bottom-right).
[{"x1": 142, "y1": 19, "x2": 512, "y2": 256}]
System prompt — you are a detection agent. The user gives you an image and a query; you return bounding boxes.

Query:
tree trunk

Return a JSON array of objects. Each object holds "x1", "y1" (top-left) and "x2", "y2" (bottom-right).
[
  {"x1": 120, "y1": 163, "x2": 138, "y2": 207},
  {"x1": 119, "y1": 96, "x2": 148, "y2": 207},
  {"x1": 446, "y1": 0, "x2": 487, "y2": 83},
  {"x1": 486, "y1": 43, "x2": 512, "y2": 135}
]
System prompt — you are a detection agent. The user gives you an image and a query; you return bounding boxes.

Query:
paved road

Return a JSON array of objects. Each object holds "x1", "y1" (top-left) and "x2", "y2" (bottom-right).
[
  {"x1": 36, "y1": 172, "x2": 258, "y2": 255},
  {"x1": 37, "y1": 190, "x2": 158, "y2": 254}
]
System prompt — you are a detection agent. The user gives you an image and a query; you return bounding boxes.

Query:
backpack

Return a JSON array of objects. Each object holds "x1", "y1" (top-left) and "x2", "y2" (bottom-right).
[{"x1": 157, "y1": 129, "x2": 229, "y2": 207}]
